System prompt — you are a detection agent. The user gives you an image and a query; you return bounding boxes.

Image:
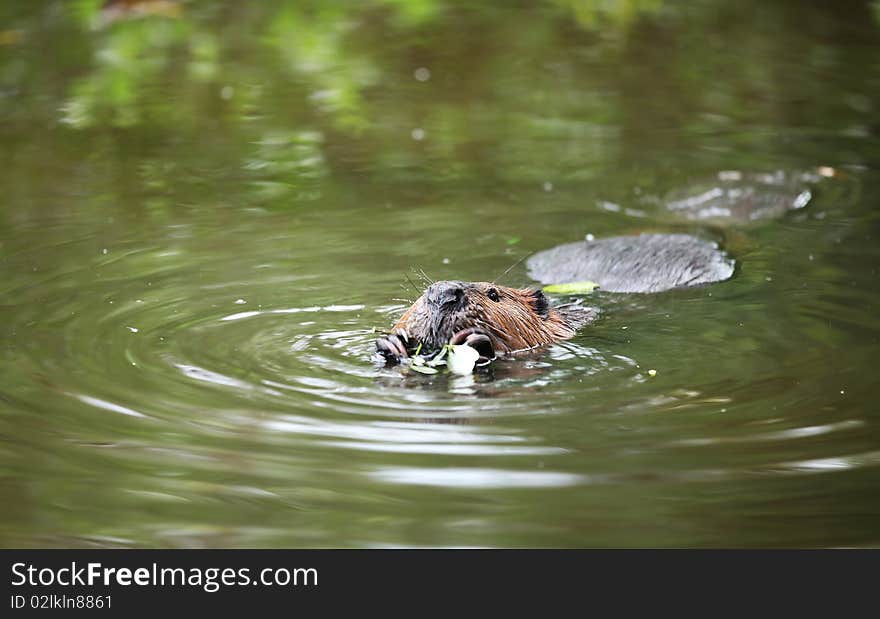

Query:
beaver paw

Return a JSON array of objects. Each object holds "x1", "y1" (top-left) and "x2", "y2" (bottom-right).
[
  {"x1": 449, "y1": 328, "x2": 495, "y2": 365},
  {"x1": 375, "y1": 331, "x2": 410, "y2": 363}
]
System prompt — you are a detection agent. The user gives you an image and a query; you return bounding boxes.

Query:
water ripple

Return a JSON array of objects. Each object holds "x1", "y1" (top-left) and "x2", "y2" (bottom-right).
[{"x1": 370, "y1": 467, "x2": 586, "y2": 488}]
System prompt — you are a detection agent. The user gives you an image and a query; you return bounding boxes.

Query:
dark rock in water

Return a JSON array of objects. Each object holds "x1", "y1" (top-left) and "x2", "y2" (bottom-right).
[
  {"x1": 657, "y1": 169, "x2": 823, "y2": 226},
  {"x1": 527, "y1": 233, "x2": 735, "y2": 293}
]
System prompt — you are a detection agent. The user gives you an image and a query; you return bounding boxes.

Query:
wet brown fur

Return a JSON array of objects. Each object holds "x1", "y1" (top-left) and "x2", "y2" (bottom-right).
[{"x1": 392, "y1": 281, "x2": 577, "y2": 355}]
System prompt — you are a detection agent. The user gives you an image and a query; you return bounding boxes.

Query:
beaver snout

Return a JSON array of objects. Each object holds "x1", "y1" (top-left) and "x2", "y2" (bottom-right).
[{"x1": 426, "y1": 281, "x2": 466, "y2": 310}]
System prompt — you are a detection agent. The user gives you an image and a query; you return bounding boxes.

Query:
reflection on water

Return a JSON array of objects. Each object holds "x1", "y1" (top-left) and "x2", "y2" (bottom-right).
[
  {"x1": 0, "y1": 0, "x2": 879, "y2": 547},
  {"x1": 370, "y1": 468, "x2": 586, "y2": 488}
]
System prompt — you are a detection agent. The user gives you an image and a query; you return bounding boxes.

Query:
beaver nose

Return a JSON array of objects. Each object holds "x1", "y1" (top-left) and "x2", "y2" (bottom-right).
[{"x1": 427, "y1": 281, "x2": 465, "y2": 308}]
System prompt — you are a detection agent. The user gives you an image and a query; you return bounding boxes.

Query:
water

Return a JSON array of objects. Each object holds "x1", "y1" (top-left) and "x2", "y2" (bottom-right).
[{"x1": 1, "y1": 0, "x2": 879, "y2": 547}]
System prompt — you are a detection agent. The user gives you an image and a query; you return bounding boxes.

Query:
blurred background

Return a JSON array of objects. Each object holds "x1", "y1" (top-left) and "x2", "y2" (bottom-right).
[{"x1": 0, "y1": 0, "x2": 878, "y2": 547}]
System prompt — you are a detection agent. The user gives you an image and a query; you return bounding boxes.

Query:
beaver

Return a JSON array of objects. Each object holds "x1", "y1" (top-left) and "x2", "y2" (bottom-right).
[
  {"x1": 376, "y1": 281, "x2": 597, "y2": 363},
  {"x1": 376, "y1": 233, "x2": 731, "y2": 364}
]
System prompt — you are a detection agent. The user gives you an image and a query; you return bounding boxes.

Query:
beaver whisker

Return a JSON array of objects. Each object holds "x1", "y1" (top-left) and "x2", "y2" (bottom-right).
[
  {"x1": 415, "y1": 267, "x2": 435, "y2": 285},
  {"x1": 403, "y1": 273, "x2": 422, "y2": 294},
  {"x1": 408, "y1": 267, "x2": 434, "y2": 291},
  {"x1": 491, "y1": 252, "x2": 531, "y2": 285}
]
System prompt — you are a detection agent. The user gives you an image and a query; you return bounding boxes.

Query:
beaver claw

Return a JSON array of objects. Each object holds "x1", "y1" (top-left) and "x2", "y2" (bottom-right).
[
  {"x1": 377, "y1": 328, "x2": 496, "y2": 366},
  {"x1": 376, "y1": 332, "x2": 410, "y2": 363},
  {"x1": 449, "y1": 328, "x2": 495, "y2": 365}
]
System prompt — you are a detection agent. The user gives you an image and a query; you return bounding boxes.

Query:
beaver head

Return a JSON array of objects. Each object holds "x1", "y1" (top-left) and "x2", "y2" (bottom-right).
[{"x1": 376, "y1": 281, "x2": 581, "y2": 363}]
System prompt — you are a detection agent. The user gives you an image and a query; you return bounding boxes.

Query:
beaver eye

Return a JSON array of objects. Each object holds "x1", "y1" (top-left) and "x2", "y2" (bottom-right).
[{"x1": 487, "y1": 288, "x2": 500, "y2": 302}]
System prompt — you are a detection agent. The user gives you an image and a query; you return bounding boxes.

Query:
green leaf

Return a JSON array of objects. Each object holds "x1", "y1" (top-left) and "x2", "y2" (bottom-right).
[
  {"x1": 409, "y1": 363, "x2": 438, "y2": 374},
  {"x1": 426, "y1": 346, "x2": 449, "y2": 367},
  {"x1": 542, "y1": 281, "x2": 600, "y2": 294}
]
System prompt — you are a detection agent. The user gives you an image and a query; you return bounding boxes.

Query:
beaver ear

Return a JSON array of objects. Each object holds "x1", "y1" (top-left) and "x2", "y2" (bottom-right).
[{"x1": 529, "y1": 289, "x2": 550, "y2": 317}]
